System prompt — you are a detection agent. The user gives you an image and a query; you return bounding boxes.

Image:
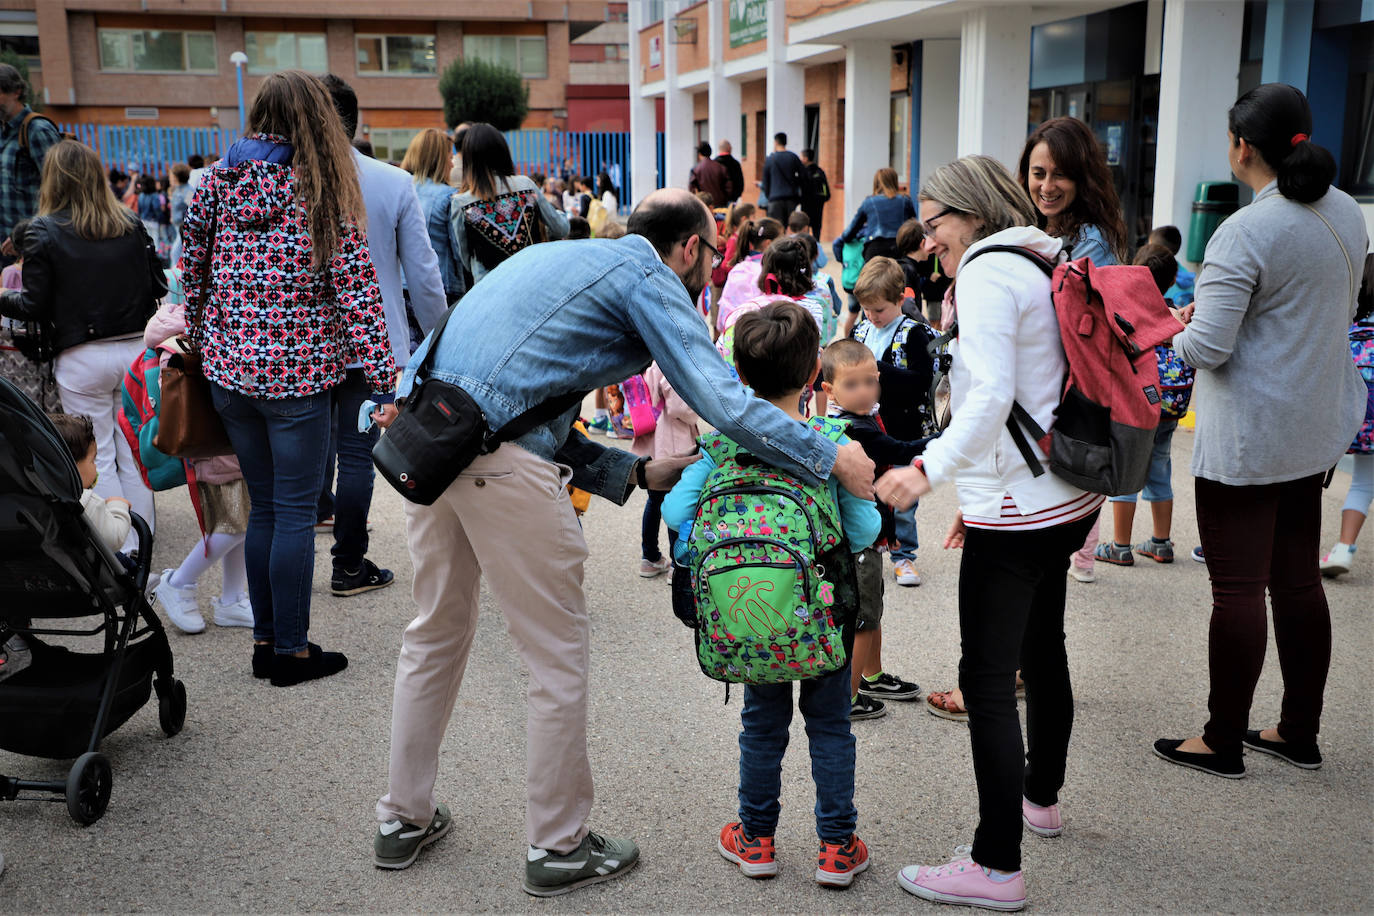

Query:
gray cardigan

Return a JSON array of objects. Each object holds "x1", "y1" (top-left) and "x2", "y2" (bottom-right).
[{"x1": 1174, "y1": 181, "x2": 1368, "y2": 486}]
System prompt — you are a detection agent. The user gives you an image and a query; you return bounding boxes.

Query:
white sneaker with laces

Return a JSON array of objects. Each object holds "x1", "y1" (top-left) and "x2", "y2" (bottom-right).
[
  {"x1": 155, "y1": 570, "x2": 205, "y2": 634},
  {"x1": 1068, "y1": 565, "x2": 1096, "y2": 583},
  {"x1": 639, "y1": 557, "x2": 671, "y2": 578},
  {"x1": 213, "y1": 593, "x2": 254, "y2": 628},
  {"x1": 1320, "y1": 543, "x2": 1355, "y2": 577},
  {"x1": 893, "y1": 559, "x2": 921, "y2": 587}
]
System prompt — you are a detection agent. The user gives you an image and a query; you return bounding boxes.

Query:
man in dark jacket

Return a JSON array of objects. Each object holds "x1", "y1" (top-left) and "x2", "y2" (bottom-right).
[
  {"x1": 800, "y1": 148, "x2": 831, "y2": 240},
  {"x1": 688, "y1": 142, "x2": 731, "y2": 208},
  {"x1": 760, "y1": 132, "x2": 803, "y2": 223},
  {"x1": 714, "y1": 139, "x2": 744, "y2": 206}
]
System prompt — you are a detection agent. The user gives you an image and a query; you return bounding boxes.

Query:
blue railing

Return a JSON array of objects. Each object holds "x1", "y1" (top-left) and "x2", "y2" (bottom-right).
[{"x1": 58, "y1": 123, "x2": 668, "y2": 213}]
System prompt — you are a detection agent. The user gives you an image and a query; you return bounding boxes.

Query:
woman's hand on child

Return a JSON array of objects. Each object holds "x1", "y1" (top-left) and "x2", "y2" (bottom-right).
[
  {"x1": 943, "y1": 512, "x2": 967, "y2": 550},
  {"x1": 875, "y1": 463, "x2": 929, "y2": 510}
]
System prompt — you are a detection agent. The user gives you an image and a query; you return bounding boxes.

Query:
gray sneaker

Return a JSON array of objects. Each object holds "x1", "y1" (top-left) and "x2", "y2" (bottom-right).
[
  {"x1": 374, "y1": 803, "x2": 452, "y2": 869},
  {"x1": 523, "y1": 830, "x2": 640, "y2": 897}
]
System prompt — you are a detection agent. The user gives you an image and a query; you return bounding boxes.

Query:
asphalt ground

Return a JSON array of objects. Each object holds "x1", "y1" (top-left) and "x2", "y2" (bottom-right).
[{"x1": 1, "y1": 427, "x2": 1370, "y2": 913}]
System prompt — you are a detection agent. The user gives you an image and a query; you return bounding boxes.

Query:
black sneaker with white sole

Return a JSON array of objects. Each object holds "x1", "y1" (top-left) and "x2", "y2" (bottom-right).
[
  {"x1": 850, "y1": 693, "x2": 887, "y2": 720},
  {"x1": 858, "y1": 671, "x2": 922, "y2": 700},
  {"x1": 374, "y1": 803, "x2": 452, "y2": 869},
  {"x1": 331, "y1": 559, "x2": 394, "y2": 596}
]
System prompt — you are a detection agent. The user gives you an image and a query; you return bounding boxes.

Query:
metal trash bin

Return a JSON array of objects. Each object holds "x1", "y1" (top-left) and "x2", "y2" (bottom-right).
[{"x1": 1186, "y1": 182, "x2": 1240, "y2": 262}]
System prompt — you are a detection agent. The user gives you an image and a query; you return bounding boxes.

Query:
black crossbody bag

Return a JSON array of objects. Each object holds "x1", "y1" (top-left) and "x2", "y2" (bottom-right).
[{"x1": 373, "y1": 305, "x2": 586, "y2": 506}]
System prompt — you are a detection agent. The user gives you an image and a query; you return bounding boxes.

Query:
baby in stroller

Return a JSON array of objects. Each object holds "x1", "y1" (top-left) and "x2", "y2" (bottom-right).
[{"x1": 0, "y1": 413, "x2": 132, "y2": 683}]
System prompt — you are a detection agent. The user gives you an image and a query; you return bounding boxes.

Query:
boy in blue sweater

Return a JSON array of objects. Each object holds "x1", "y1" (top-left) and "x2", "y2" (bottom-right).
[{"x1": 664, "y1": 301, "x2": 880, "y2": 888}]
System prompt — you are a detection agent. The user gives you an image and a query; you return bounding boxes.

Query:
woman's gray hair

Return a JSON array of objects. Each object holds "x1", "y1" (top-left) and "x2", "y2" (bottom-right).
[{"x1": 919, "y1": 155, "x2": 1037, "y2": 242}]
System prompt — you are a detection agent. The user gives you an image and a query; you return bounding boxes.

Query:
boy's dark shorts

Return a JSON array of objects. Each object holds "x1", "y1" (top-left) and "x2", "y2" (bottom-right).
[{"x1": 854, "y1": 546, "x2": 884, "y2": 630}]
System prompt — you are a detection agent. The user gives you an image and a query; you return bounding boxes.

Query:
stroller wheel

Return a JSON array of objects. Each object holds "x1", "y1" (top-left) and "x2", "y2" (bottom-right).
[
  {"x1": 65, "y1": 752, "x2": 112, "y2": 825},
  {"x1": 157, "y1": 679, "x2": 187, "y2": 737}
]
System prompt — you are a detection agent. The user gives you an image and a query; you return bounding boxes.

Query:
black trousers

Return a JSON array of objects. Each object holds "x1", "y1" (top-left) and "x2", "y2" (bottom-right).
[
  {"x1": 766, "y1": 196, "x2": 799, "y2": 223},
  {"x1": 957, "y1": 511, "x2": 1098, "y2": 872}
]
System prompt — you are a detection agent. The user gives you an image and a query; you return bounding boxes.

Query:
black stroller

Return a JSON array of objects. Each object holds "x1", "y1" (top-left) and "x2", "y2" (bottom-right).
[{"x1": 0, "y1": 376, "x2": 185, "y2": 824}]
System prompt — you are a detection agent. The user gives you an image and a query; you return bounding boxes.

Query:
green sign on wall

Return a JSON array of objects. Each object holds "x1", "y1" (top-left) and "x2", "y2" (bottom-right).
[{"x1": 730, "y1": 0, "x2": 768, "y2": 48}]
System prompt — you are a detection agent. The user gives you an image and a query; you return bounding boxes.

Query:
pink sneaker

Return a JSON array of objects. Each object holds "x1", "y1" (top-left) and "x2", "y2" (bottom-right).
[
  {"x1": 897, "y1": 846, "x2": 1026, "y2": 911},
  {"x1": 1022, "y1": 797, "x2": 1062, "y2": 837}
]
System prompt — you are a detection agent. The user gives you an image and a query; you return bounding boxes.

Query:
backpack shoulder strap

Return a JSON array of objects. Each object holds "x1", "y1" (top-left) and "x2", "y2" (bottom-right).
[
  {"x1": 963, "y1": 244, "x2": 1056, "y2": 277},
  {"x1": 17, "y1": 112, "x2": 53, "y2": 156}
]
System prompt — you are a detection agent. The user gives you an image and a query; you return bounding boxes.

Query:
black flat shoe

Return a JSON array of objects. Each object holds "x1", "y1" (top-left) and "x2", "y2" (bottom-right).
[
  {"x1": 1152, "y1": 738, "x2": 1245, "y2": 779},
  {"x1": 253, "y1": 642, "x2": 322, "y2": 679},
  {"x1": 270, "y1": 644, "x2": 347, "y2": 687},
  {"x1": 1243, "y1": 730, "x2": 1322, "y2": 769}
]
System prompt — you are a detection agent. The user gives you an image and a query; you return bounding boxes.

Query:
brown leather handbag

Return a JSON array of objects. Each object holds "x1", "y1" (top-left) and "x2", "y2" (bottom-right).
[{"x1": 153, "y1": 340, "x2": 234, "y2": 459}]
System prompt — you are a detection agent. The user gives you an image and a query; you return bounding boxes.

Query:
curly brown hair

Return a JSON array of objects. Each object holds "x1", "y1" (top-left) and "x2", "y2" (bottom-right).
[{"x1": 1017, "y1": 117, "x2": 1127, "y2": 262}]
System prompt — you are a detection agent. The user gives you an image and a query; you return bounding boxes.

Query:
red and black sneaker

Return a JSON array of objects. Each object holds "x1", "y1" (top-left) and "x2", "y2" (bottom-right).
[
  {"x1": 717, "y1": 821, "x2": 778, "y2": 878},
  {"x1": 816, "y1": 833, "x2": 869, "y2": 887}
]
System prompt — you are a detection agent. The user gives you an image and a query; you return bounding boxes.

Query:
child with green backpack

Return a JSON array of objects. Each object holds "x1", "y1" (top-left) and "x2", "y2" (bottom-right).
[{"x1": 662, "y1": 301, "x2": 880, "y2": 888}]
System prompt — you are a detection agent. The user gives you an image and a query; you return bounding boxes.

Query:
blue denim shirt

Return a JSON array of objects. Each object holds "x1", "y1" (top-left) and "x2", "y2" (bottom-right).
[
  {"x1": 412, "y1": 177, "x2": 465, "y2": 299},
  {"x1": 839, "y1": 194, "x2": 917, "y2": 244},
  {"x1": 399, "y1": 235, "x2": 839, "y2": 484}
]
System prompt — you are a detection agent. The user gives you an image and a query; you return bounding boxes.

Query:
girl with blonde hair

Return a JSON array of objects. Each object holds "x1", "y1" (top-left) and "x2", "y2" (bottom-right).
[{"x1": 1, "y1": 139, "x2": 167, "y2": 551}]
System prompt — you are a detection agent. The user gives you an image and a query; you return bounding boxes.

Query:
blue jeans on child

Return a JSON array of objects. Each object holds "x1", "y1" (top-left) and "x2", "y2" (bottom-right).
[
  {"x1": 1107, "y1": 419, "x2": 1178, "y2": 504},
  {"x1": 891, "y1": 501, "x2": 919, "y2": 563},
  {"x1": 738, "y1": 664, "x2": 856, "y2": 842},
  {"x1": 211, "y1": 382, "x2": 331, "y2": 655}
]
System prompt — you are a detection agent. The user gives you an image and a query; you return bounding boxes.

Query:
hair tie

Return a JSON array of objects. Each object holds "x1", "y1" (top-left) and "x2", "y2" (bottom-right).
[{"x1": 1291, "y1": 132, "x2": 1309, "y2": 147}]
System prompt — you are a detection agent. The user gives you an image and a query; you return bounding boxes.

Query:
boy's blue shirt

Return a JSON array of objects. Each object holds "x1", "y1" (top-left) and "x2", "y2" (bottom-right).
[{"x1": 662, "y1": 420, "x2": 881, "y2": 561}]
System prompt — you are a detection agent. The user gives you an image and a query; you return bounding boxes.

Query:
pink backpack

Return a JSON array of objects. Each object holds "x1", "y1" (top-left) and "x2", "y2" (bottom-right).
[
  {"x1": 964, "y1": 247, "x2": 1183, "y2": 496},
  {"x1": 621, "y1": 374, "x2": 659, "y2": 437}
]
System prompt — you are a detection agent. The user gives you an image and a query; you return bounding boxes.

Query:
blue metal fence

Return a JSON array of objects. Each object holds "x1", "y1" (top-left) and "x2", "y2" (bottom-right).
[
  {"x1": 60, "y1": 123, "x2": 240, "y2": 177},
  {"x1": 58, "y1": 123, "x2": 668, "y2": 213}
]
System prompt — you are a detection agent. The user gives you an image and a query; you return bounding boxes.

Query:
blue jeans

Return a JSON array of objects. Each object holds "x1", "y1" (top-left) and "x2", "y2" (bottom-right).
[
  {"x1": 890, "y1": 501, "x2": 919, "y2": 562},
  {"x1": 211, "y1": 382, "x2": 332, "y2": 655},
  {"x1": 316, "y1": 368, "x2": 378, "y2": 572},
  {"x1": 738, "y1": 664, "x2": 856, "y2": 842},
  {"x1": 1108, "y1": 419, "x2": 1178, "y2": 504}
]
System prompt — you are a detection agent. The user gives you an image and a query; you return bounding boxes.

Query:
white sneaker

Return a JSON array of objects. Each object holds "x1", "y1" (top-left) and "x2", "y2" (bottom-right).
[
  {"x1": 639, "y1": 557, "x2": 671, "y2": 578},
  {"x1": 1069, "y1": 565, "x2": 1096, "y2": 583},
  {"x1": 155, "y1": 570, "x2": 205, "y2": 634},
  {"x1": 213, "y1": 593, "x2": 254, "y2": 628},
  {"x1": 893, "y1": 559, "x2": 921, "y2": 586},
  {"x1": 1320, "y1": 543, "x2": 1355, "y2": 578}
]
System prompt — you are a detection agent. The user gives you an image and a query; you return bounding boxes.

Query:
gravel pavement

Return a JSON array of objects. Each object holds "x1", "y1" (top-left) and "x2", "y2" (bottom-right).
[{"x1": 1, "y1": 427, "x2": 1370, "y2": 913}]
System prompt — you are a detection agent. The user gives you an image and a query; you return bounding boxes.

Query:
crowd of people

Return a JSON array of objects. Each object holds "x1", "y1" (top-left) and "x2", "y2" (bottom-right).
[{"x1": 0, "y1": 63, "x2": 1370, "y2": 909}]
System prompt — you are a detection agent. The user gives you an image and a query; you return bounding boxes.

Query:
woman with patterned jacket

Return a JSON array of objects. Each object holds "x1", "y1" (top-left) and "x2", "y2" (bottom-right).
[
  {"x1": 448, "y1": 123, "x2": 568, "y2": 288},
  {"x1": 180, "y1": 70, "x2": 396, "y2": 688}
]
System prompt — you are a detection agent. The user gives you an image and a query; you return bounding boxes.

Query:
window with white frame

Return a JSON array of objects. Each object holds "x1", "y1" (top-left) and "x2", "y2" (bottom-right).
[
  {"x1": 98, "y1": 29, "x2": 216, "y2": 73},
  {"x1": 356, "y1": 34, "x2": 436, "y2": 75},
  {"x1": 245, "y1": 32, "x2": 327, "y2": 74},
  {"x1": 462, "y1": 35, "x2": 549, "y2": 79}
]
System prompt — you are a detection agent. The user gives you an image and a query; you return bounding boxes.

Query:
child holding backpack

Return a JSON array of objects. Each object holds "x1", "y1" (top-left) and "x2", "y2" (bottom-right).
[
  {"x1": 662, "y1": 301, "x2": 880, "y2": 888},
  {"x1": 1093, "y1": 244, "x2": 1196, "y2": 567}
]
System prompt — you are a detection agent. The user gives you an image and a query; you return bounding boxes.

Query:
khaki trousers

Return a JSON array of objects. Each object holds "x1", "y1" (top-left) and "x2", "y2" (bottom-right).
[{"x1": 376, "y1": 444, "x2": 593, "y2": 853}]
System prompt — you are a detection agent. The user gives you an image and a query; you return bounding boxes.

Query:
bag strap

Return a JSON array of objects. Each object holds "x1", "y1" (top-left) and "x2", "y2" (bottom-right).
[
  {"x1": 1299, "y1": 202, "x2": 1357, "y2": 310},
  {"x1": 17, "y1": 112, "x2": 49, "y2": 158}
]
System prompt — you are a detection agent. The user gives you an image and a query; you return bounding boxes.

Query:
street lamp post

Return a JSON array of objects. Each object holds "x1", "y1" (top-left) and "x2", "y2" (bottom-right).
[{"x1": 230, "y1": 51, "x2": 248, "y2": 135}]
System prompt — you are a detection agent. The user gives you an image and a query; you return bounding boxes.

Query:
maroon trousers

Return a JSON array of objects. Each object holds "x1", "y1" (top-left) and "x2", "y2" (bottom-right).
[{"x1": 1194, "y1": 473, "x2": 1332, "y2": 755}]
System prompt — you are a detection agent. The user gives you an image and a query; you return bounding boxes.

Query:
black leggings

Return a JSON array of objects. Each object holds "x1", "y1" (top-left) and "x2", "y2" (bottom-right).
[{"x1": 958, "y1": 512, "x2": 1098, "y2": 872}]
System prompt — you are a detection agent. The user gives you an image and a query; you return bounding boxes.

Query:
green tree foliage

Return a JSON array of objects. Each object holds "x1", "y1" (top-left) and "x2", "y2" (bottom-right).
[
  {"x1": 438, "y1": 57, "x2": 528, "y2": 132},
  {"x1": 0, "y1": 49, "x2": 40, "y2": 111}
]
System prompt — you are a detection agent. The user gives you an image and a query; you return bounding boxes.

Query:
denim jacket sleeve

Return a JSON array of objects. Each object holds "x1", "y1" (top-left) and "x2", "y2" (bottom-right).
[
  {"x1": 839, "y1": 199, "x2": 870, "y2": 244},
  {"x1": 553, "y1": 420, "x2": 641, "y2": 505},
  {"x1": 624, "y1": 270, "x2": 838, "y2": 485}
]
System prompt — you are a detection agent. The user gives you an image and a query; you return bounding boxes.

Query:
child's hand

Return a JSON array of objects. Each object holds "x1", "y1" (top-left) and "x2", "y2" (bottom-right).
[{"x1": 943, "y1": 512, "x2": 966, "y2": 550}]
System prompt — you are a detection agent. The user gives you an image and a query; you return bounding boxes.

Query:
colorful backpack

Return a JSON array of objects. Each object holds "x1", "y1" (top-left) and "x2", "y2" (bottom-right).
[
  {"x1": 118, "y1": 344, "x2": 187, "y2": 492},
  {"x1": 684, "y1": 417, "x2": 848, "y2": 685},
  {"x1": 621, "y1": 374, "x2": 660, "y2": 437},
  {"x1": 1349, "y1": 322, "x2": 1374, "y2": 455},
  {"x1": 1155, "y1": 343, "x2": 1196, "y2": 421}
]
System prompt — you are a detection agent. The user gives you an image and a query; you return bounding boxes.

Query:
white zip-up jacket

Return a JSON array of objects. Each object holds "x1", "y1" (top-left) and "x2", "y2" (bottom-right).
[{"x1": 921, "y1": 227, "x2": 1093, "y2": 518}]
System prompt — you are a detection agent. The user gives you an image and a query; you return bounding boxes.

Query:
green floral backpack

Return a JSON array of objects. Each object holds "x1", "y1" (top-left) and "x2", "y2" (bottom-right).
[{"x1": 684, "y1": 417, "x2": 849, "y2": 685}]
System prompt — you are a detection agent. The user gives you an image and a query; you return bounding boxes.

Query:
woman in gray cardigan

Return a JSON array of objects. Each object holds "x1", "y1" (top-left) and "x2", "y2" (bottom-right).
[{"x1": 1154, "y1": 84, "x2": 1367, "y2": 778}]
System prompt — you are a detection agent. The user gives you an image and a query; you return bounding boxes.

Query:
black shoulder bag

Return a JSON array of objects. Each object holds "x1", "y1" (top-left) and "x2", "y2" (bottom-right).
[{"x1": 372, "y1": 305, "x2": 586, "y2": 506}]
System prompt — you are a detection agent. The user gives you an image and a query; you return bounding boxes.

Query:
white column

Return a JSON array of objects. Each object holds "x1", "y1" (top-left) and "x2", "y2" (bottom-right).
[
  {"x1": 764, "y1": 0, "x2": 804, "y2": 151},
  {"x1": 1152, "y1": 0, "x2": 1243, "y2": 261},
  {"x1": 956, "y1": 5, "x2": 1032, "y2": 169},
  {"x1": 844, "y1": 40, "x2": 890, "y2": 225},
  {"x1": 918, "y1": 39, "x2": 960, "y2": 188},
  {"x1": 707, "y1": 0, "x2": 742, "y2": 155},
  {"x1": 627, "y1": 0, "x2": 659, "y2": 200},
  {"x1": 662, "y1": 1, "x2": 696, "y2": 190}
]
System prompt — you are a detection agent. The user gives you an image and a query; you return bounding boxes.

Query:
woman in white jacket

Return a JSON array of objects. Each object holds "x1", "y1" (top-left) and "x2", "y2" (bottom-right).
[{"x1": 877, "y1": 156, "x2": 1102, "y2": 912}]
